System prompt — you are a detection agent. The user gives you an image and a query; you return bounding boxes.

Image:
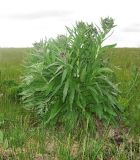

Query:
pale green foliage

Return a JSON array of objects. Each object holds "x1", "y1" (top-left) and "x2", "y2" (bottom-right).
[{"x1": 21, "y1": 17, "x2": 121, "y2": 132}]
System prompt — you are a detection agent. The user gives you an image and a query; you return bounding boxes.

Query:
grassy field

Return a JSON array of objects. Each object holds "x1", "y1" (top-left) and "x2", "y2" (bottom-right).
[
  {"x1": 109, "y1": 48, "x2": 140, "y2": 134},
  {"x1": 0, "y1": 48, "x2": 140, "y2": 159}
]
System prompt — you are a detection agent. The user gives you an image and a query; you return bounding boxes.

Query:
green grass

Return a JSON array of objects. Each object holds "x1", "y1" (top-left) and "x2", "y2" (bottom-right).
[
  {"x1": 0, "y1": 48, "x2": 30, "y2": 100},
  {"x1": 0, "y1": 48, "x2": 140, "y2": 159},
  {"x1": 108, "y1": 48, "x2": 140, "y2": 133},
  {"x1": 0, "y1": 48, "x2": 28, "y2": 79}
]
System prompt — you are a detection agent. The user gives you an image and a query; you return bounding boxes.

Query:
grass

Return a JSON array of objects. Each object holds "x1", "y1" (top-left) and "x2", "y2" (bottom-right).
[
  {"x1": 0, "y1": 48, "x2": 29, "y2": 100},
  {"x1": 109, "y1": 48, "x2": 140, "y2": 133},
  {"x1": 0, "y1": 48, "x2": 140, "y2": 159},
  {"x1": 0, "y1": 48, "x2": 28, "y2": 79}
]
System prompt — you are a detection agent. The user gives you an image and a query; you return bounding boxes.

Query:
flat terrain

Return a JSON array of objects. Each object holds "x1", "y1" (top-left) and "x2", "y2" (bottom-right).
[{"x1": 0, "y1": 48, "x2": 140, "y2": 159}]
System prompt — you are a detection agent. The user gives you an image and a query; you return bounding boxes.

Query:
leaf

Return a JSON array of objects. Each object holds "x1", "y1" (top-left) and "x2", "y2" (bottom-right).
[
  {"x1": 101, "y1": 43, "x2": 116, "y2": 52},
  {"x1": 48, "y1": 70, "x2": 62, "y2": 84},
  {"x1": 87, "y1": 86, "x2": 99, "y2": 104},
  {"x1": 106, "y1": 108, "x2": 117, "y2": 116},
  {"x1": 69, "y1": 88, "x2": 75, "y2": 110},
  {"x1": 63, "y1": 79, "x2": 69, "y2": 102},
  {"x1": 45, "y1": 105, "x2": 62, "y2": 124},
  {"x1": 44, "y1": 62, "x2": 59, "y2": 70},
  {"x1": 94, "y1": 82, "x2": 103, "y2": 96},
  {"x1": 61, "y1": 69, "x2": 67, "y2": 84},
  {"x1": 102, "y1": 76, "x2": 118, "y2": 91},
  {"x1": 54, "y1": 65, "x2": 63, "y2": 74},
  {"x1": 97, "y1": 67, "x2": 113, "y2": 74},
  {"x1": 66, "y1": 26, "x2": 73, "y2": 34},
  {"x1": 76, "y1": 99, "x2": 85, "y2": 111},
  {"x1": 50, "y1": 84, "x2": 62, "y2": 98},
  {"x1": 95, "y1": 105, "x2": 103, "y2": 119},
  {"x1": 105, "y1": 92, "x2": 116, "y2": 106},
  {"x1": 80, "y1": 66, "x2": 87, "y2": 82}
]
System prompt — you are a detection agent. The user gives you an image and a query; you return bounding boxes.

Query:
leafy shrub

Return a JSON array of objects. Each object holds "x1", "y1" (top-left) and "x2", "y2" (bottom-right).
[{"x1": 21, "y1": 17, "x2": 121, "y2": 132}]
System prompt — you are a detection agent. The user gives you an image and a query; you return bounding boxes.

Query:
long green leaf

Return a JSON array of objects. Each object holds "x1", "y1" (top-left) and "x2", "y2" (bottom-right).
[
  {"x1": 63, "y1": 79, "x2": 69, "y2": 102},
  {"x1": 69, "y1": 87, "x2": 75, "y2": 110}
]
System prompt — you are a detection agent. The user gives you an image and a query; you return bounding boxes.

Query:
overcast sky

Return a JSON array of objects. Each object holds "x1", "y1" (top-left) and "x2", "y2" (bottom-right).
[{"x1": 0, "y1": 0, "x2": 140, "y2": 47}]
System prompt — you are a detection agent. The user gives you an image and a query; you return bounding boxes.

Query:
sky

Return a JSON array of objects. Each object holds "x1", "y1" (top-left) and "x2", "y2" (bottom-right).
[{"x1": 0, "y1": 0, "x2": 140, "y2": 47}]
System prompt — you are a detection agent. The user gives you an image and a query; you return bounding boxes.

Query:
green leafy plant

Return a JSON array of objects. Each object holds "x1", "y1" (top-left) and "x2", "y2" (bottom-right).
[{"x1": 21, "y1": 17, "x2": 121, "y2": 132}]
